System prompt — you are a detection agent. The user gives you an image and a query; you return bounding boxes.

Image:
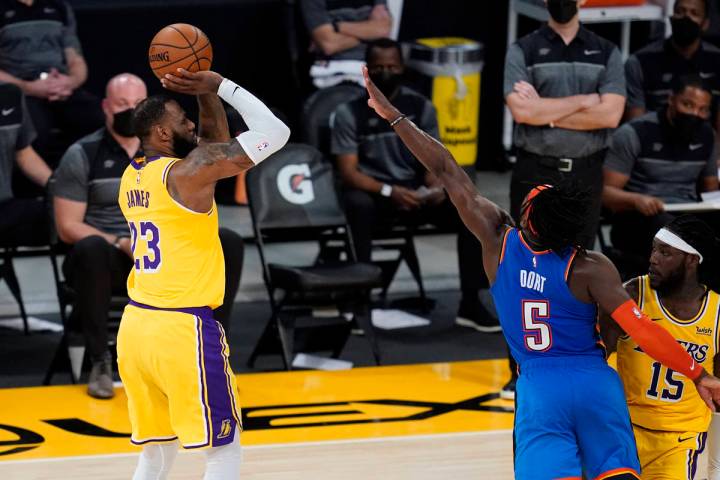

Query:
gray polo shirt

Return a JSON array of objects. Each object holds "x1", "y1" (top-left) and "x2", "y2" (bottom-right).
[
  {"x1": 51, "y1": 128, "x2": 135, "y2": 236},
  {"x1": 0, "y1": 82, "x2": 36, "y2": 203},
  {"x1": 0, "y1": 0, "x2": 82, "y2": 80},
  {"x1": 604, "y1": 110, "x2": 716, "y2": 204},
  {"x1": 504, "y1": 24, "x2": 625, "y2": 158},
  {"x1": 300, "y1": 0, "x2": 386, "y2": 62},
  {"x1": 331, "y1": 86, "x2": 438, "y2": 188}
]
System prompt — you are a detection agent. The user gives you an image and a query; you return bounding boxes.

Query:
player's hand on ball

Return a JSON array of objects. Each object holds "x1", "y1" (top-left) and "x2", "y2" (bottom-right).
[{"x1": 161, "y1": 68, "x2": 223, "y2": 96}]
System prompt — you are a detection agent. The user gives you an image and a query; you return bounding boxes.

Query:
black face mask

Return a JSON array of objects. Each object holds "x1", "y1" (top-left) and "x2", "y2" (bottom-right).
[
  {"x1": 671, "y1": 16, "x2": 702, "y2": 48},
  {"x1": 172, "y1": 131, "x2": 197, "y2": 158},
  {"x1": 671, "y1": 112, "x2": 705, "y2": 143},
  {"x1": 112, "y1": 108, "x2": 135, "y2": 138},
  {"x1": 547, "y1": 0, "x2": 578, "y2": 24},
  {"x1": 369, "y1": 70, "x2": 403, "y2": 97}
]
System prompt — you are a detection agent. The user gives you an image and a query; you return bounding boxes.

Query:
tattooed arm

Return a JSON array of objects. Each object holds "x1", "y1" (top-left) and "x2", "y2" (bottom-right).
[{"x1": 167, "y1": 140, "x2": 255, "y2": 213}]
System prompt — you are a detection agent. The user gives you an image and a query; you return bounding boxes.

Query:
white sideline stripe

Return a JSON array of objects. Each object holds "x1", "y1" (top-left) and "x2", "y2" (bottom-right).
[{"x1": 0, "y1": 430, "x2": 512, "y2": 465}]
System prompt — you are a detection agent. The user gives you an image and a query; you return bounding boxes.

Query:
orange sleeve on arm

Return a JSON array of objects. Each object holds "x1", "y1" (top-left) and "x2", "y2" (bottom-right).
[{"x1": 611, "y1": 300, "x2": 702, "y2": 381}]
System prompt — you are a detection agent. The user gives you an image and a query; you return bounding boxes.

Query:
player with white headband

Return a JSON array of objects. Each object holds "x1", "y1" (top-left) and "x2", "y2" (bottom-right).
[{"x1": 603, "y1": 215, "x2": 720, "y2": 480}]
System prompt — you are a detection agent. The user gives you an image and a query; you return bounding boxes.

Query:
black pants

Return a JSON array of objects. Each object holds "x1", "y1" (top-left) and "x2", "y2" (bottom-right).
[
  {"x1": 0, "y1": 197, "x2": 49, "y2": 247},
  {"x1": 507, "y1": 150, "x2": 604, "y2": 379},
  {"x1": 509, "y1": 150, "x2": 605, "y2": 250},
  {"x1": 62, "y1": 228, "x2": 245, "y2": 362},
  {"x1": 14, "y1": 89, "x2": 104, "y2": 198},
  {"x1": 342, "y1": 188, "x2": 488, "y2": 300}
]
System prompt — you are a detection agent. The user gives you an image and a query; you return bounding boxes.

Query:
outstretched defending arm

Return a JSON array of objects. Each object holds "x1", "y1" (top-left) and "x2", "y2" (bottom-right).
[{"x1": 362, "y1": 66, "x2": 510, "y2": 280}]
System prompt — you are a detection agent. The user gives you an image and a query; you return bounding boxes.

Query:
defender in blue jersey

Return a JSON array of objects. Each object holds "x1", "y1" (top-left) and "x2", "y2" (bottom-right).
[{"x1": 360, "y1": 67, "x2": 720, "y2": 479}]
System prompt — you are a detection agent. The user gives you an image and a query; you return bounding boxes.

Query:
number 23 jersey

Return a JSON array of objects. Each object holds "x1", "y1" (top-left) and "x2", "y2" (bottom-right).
[
  {"x1": 617, "y1": 275, "x2": 720, "y2": 433},
  {"x1": 118, "y1": 156, "x2": 225, "y2": 309}
]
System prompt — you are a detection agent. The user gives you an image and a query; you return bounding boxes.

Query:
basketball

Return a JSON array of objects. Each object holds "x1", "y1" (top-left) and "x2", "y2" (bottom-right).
[{"x1": 148, "y1": 23, "x2": 213, "y2": 80}]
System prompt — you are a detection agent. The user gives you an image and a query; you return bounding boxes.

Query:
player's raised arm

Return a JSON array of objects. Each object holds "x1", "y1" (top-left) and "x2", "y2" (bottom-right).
[
  {"x1": 162, "y1": 69, "x2": 290, "y2": 182},
  {"x1": 362, "y1": 66, "x2": 510, "y2": 274},
  {"x1": 586, "y1": 251, "x2": 720, "y2": 410}
]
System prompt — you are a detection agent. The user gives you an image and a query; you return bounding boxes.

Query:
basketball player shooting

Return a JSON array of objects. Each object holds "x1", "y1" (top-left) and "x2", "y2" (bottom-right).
[
  {"x1": 361, "y1": 65, "x2": 720, "y2": 479},
  {"x1": 116, "y1": 67, "x2": 289, "y2": 480}
]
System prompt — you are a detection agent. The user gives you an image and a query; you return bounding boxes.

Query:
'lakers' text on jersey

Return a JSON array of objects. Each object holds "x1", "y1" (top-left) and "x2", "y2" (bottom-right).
[
  {"x1": 118, "y1": 155, "x2": 225, "y2": 309},
  {"x1": 617, "y1": 275, "x2": 720, "y2": 433}
]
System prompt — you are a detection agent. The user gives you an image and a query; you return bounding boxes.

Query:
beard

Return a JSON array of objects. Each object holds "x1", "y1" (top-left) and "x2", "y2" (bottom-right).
[
  {"x1": 172, "y1": 131, "x2": 197, "y2": 158},
  {"x1": 653, "y1": 268, "x2": 685, "y2": 295}
]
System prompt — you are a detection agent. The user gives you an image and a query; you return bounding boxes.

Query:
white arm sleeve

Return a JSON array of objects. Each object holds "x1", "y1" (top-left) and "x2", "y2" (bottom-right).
[{"x1": 216, "y1": 78, "x2": 291, "y2": 165}]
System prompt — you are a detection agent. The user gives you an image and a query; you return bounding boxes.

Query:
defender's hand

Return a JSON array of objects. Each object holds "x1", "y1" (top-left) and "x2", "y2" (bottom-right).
[
  {"x1": 696, "y1": 370, "x2": 720, "y2": 412},
  {"x1": 362, "y1": 65, "x2": 401, "y2": 122},
  {"x1": 161, "y1": 68, "x2": 223, "y2": 95}
]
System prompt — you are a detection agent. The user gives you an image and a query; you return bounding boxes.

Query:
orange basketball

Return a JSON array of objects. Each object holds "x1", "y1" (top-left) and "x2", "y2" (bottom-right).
[{"x1": 148, "y1": 23, "x2": 213, "y2": 80}]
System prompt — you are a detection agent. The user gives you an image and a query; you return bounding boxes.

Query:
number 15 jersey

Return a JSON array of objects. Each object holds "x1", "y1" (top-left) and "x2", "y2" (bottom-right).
[
  {"x1": 119, "y1": 156, "x2": 225, "y2": 309},
  {"x1": 490, "y1": 228, "x2": 605, "y2": 367},
  {"x1": 617, "y1": 275, "x2": 720, "y2": 433}
]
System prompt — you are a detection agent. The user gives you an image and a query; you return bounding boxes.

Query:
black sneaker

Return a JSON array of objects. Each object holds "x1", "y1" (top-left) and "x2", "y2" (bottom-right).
[
  {"x1": 500, "y1": 377, "x2": 516, "y2": 401},
  {"x1": 456, "y1": 301, "x2": 502, "y2": 333}
]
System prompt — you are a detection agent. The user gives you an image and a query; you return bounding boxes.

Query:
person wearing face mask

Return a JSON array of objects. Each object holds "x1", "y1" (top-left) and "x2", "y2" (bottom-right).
[
  {"x1": 51, "y1": 73, "x2": 247, "y2": 399},
  {"x1": 503, "y1": 0, "x2": 626, "y2": 399},
  {"x1": 625, "y1": 0, "x2": 720, "y2": 144},
  {"x1": 602, "y1": 74, "x2": 719, "y2": 276},
  {"x1": 332, "y1": 38, "x2": 498, "y2": 333}
]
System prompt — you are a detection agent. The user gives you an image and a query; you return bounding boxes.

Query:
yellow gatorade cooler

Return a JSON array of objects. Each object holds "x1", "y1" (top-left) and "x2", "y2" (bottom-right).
[{"x1": 406, "y1": 38, "x2": 484, "y2": 168}]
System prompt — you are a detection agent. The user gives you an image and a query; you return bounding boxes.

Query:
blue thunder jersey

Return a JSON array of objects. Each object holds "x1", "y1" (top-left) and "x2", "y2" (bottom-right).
[{"x1": 490, "y1": 228, "x2": 604, "y2": 367}]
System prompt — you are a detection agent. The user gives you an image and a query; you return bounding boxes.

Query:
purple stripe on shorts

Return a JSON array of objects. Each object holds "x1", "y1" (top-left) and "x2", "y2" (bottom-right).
[
  {"x1": 128, "y1": 300, "x2": 213, "y2": 320},
  {"x1": 198, "y1": 316, "x2": 238, "y2": 447},
  {"x1": 689, "y1": 431, "x2": 707, "y2": 479}
]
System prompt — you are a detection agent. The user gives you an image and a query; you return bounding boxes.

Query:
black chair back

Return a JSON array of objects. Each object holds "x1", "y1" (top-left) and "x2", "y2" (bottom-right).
[
  {"x1": 246, "y1": 143, "x2": 348, "y2": 233},
  {"x1": 301, "y1": 84, "x2": 364, "y2": 154}
]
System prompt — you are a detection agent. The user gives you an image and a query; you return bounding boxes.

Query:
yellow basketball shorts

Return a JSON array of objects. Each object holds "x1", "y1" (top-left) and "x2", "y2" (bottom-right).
[
  {"x1": 632, "y1": 424, "x2": 707, "y2": 480},
  {"x1": 117, "y1": 301, "x2": 241, "y2": 449}
]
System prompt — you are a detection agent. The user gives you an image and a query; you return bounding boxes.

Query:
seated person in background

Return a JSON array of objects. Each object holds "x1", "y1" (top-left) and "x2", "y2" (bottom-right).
[
  {"x1": 51, "y1": 74, "x2": 244, "y2": 399},
  {"x1": 625, "y1": 0, "x2": 720, "y2": 140},
  {"x1": 603, "y1": 74, "x2": 718, "y2": 268},
  {"x1": 0, "y1": 0, "x2": 104, "y2": 184},
  {"x1": 300, "y1": 0, "x2": 391, "y2": 89},
  {"x1": 332, "y1": 38, "x2": 498, "y2": 332},
  {"x1": 0, "y1": 82, "x2": 52, "y2": 247}
]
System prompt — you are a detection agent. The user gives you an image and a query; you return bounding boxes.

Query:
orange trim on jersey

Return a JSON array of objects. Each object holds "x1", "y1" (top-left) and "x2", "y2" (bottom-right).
[
  {"x1": 593, "y1": 467, "x2": 640, "y2": 480},
  {"x1": 519, "y1": 231, "x2": 552, "y2": 255},
  {"x1": 498, "y1": 227, "x2": 512, "y2": 265},
  {"x1": 564, "y1": 249, "x2": 578, "y2": 281}
]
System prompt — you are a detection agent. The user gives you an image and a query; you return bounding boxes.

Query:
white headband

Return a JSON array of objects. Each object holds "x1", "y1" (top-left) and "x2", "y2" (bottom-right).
[{"x1": 655, "y1": 228, "x2": 703, "y2": 264}]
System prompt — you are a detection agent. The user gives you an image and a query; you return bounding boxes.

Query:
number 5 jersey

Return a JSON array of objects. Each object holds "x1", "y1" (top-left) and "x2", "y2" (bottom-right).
[
  {"x1": 119, "y1": 155, "x2": 226, "y2": 309},
  {"x1": 617, "y1": 275, "x2": 720, "y2": 433}
]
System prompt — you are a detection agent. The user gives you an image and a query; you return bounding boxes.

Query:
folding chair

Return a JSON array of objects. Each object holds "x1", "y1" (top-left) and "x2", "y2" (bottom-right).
[{"x1": 245, "y1": 143, "x2": 383, "y2": 370}]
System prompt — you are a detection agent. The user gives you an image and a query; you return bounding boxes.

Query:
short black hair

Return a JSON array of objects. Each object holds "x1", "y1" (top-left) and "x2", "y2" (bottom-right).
[
  {"x1": 365, "y1": 38, "x2": 403, "y2": 65},
  {"x1": 665, "y1": 215, "x2": 720, "y2": 291},
  {"x1": 132, "y1": 95, "x2": 173, "y2": 141},
  {"x1": 674, "y1": 0, "x2": 708, "y2": 18},
  {"x1": 521, "y1": 180, "x2": 592, "y2": 255},
  {"x1": 671, "y1": 73, "x2": 712, "y2": 96}
]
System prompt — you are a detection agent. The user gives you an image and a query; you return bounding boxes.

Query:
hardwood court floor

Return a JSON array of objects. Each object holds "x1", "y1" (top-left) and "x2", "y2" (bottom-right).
[{"x1": 0, "y1": 360, "x2": 518, "y2": 479}]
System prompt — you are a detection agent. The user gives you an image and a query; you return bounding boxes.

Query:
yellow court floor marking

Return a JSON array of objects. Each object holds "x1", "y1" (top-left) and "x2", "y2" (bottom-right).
[{"x1": 0, "y1": 359, "x2": 514, "y2": 461}]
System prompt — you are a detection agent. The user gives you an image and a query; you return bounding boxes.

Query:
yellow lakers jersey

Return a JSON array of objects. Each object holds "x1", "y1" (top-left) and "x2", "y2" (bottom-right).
[
  {"x1": 118, "y1": 156, "x2": 225, "y2": 309},
  {"x1": 617, "y1": 275, "x2": 720, "y2": 433}
]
